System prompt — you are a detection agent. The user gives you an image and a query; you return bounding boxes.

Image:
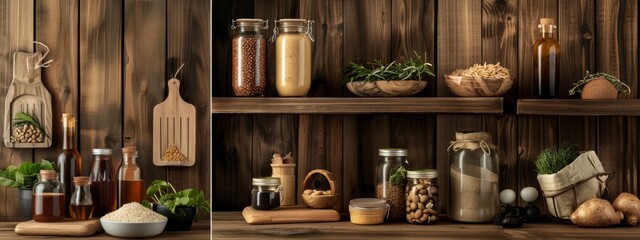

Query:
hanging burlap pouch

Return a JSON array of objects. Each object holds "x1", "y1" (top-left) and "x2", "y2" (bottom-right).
[{"x1": 536, "y1": 151, "x2": 612, "y2": 220}]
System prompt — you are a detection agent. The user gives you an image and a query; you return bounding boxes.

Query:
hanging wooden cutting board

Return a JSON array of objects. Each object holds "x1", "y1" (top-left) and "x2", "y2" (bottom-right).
[
  {"x1": 153, "y1": 77, "x2": 196, "y2": 166},
  {"x1": 3, "y1": 51, "x2": 53, "y2": 148},
  {"x1": 14, "y1": 219, "x2": 102, "y2": 237}
]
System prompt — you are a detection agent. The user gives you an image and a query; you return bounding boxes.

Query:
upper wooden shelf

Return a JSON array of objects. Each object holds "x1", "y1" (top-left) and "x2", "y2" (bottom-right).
[
  {"x1": 211, "y1": 97, "x2": 503, "y2": 114},
  {"x1": 517, "y1": 99, "x2": 640, "y2": 116}
]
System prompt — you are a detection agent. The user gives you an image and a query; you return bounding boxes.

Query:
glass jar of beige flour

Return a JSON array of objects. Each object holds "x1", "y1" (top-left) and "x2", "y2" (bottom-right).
[
  {"x1": 270, "y1": 19, "x2": 314, "y2": 97},
  {"x1": 448, "y1": 132, "x2": 499, "y2": 222}
]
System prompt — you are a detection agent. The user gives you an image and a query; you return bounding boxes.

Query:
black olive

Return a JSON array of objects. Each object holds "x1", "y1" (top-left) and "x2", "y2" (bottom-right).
[
  {"x1": 501, "y1": 214, "x2": 524, "y2": 228},
  {"x1": 525, "y1": 203, "x2": 541, "y2": 222}
]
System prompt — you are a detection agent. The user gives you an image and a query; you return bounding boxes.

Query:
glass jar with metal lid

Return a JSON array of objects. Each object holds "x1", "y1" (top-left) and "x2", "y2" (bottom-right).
[
  {"x1": 231, "y1": 18, "x2": 268, "y2": 96},
  {"x1": 270, "y1": 19, "x2": 314, "y2": 97},
  {"x1": 405, "y1": 169, "x2": 439, "y2": 224},
  {"x1": 251, "y1": 177, "x2": 282, "y2": 210},
  {"x1": 376, "y1": 148, "x2": 409, "y2": 221}
]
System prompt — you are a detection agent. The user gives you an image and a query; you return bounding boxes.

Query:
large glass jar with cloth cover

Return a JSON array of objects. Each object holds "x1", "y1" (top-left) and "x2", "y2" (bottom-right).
[{"x1": 448, "y1": 132, "x2": 499, "y2": 222}]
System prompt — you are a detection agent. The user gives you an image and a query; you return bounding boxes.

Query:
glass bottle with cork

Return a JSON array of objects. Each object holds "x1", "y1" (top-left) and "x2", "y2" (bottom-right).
[
  {"x1": 117, "y1": 146, "x2": 144, "y2": 207},
  {"x1": 89, "y1": 148, "x2": 116, "y2": 217},
  {"x1": 533, "y1": 18, "x2": 560, "y2": 98},
  {"x1": 69, "y1": 176, "x2": 94, "y2": 220},
  {"x1": 56, "y1": 113, "x2": 82, "y2": 217},
  {"x1": 32, "y1": 170, "x2": 65, "y2": 222}
]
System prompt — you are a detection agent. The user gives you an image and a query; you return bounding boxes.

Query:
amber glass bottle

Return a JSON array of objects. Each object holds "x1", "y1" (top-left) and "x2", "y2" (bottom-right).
[
  {"x1": 117, "y1": 146, "x2": 144, "y2": 207},
  {"x1": 89, "y1": 148, "x2": 116, "y2": 217},
  {"x1": 56, "y1": 113, "x2": 82, "y2": 217},
  {"x1": 533, "y1": 18, "x2": 560, "y2": 98}
]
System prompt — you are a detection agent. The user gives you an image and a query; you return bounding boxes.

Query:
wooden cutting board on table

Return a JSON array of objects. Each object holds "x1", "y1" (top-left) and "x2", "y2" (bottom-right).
[
  {"x1": 242, "y1": 205, "x2": 341, "y2": 224},
  {"x1": 3, "y1": 51, "x2": 53, "y2": 148},
  {"x1": 153, "y1": 75, "x2": 196, "y2": 167},
  {"x1": 14, "y1": 219, "x2": 102, "y2": 237}
]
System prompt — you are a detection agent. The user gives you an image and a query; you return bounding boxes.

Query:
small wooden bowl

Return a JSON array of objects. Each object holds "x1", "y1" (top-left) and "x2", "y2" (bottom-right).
[
  {"x1": 444, "y1": 75, "x2": 513, "y2": 97},
  {"x1": 301, "y1": 169, "x2": 339, "y2": 209},
  {"x1": 345, "y1": 80, "x2": 427, "y2": 97}
]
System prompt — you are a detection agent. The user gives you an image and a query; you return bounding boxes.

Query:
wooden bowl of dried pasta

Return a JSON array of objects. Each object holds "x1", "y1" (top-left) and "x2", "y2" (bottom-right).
[{"x1": 445, "y1": 63, "x2": 514, "y2": 97}]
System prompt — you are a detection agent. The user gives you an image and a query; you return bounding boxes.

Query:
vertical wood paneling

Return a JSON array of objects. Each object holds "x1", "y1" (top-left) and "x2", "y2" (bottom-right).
[
  {"x1": 482, "y1": 0, "x2": 519, "y2": 197},
  {"x1": 34, "y1": 0, "x2": 79, "y2": 162},
  {"x1": 123, "y1": 0, "x2": 167, "y2": 187},
  {"x1": 166, "y1": 0, "x2": 211, "y2": 203},
  {"x1": 297, "y1": 0, "x2": 344, "y2": 211},
  {"x1": 517, "y1": 0, "x2": 558, "y2": 211},
  {"x1": 557, "y1": 0, "x2": 597, "y2": 153},
  {"x1": 0, "y1": 0, "x2": 34, "y2": 221},
  {"x1": 436, "y1": 0, "x2": 483, "y2": 214},
  {"x1": 342, "y1": 115, "x2": 359, "y2": 210},
  {"x1": 79, "y1": 0, "x2": 123, "y2": 172},
  {"x1": 596, "y1": 0, "x2": 638, "y2": 198}
]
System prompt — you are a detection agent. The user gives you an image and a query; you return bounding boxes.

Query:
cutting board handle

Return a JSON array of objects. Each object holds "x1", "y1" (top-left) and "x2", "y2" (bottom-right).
[{"x1": 167, "y1": 78, "x2": 182, "y2": 102}]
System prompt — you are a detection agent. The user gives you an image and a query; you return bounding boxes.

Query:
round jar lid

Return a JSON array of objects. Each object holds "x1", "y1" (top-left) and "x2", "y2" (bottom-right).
[
  {"x1": 234, "y1": 18, "x2": 267, "y2": 26},
  {"x1": 378, "y1": 148, "x2": 408, "y2": 157},
  {"x1": 92, "y1": 148, "x2": 112, "y2": 155},
  {"x1": 407, "y1": 169, "x2": 438, "y2": 178},
  {"x1": 252, "y1": 177, "x2": 281, "y2": 186},
  {"x1": 349, "y1": 198, "x2": 387, "y2": 210}
]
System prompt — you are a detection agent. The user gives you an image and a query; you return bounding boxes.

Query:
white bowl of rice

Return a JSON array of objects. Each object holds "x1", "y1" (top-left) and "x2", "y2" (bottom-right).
[{"x1": 100, "y1": 202, "x2": 168, "y2": 238}]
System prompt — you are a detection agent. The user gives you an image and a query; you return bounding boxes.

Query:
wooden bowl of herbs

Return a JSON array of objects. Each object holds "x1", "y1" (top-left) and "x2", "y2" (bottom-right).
[{"x1": 344, "y1": 52, "x2": 434, "y2": 97}]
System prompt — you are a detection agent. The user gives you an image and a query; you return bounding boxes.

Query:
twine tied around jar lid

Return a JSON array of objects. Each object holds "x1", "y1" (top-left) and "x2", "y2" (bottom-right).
[{"x1": 447, "y1": 132, "x2": 496, "y2": 156}]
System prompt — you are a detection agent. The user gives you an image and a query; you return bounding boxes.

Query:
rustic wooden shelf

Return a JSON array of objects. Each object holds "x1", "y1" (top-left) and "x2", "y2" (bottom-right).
[
  {"x1": 211, "y1": 97, "x2": 503, "y2": 114},
  {"x1": 517, "y1": 99, "x2": 640, "y2": 116},
  {"x1": 212, "y1": 212, "x2": 640, "y2": 239},
  {"x1": 0, "y1": 220, "x2": 210, "y2": 239}
]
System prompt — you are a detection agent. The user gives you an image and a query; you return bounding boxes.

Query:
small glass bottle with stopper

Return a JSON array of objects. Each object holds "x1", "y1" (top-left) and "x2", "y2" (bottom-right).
[
  {"x1": 70, "y1": 176, "x2": 94, "y2": 220},
  {"x1": 533, "y1": 18, "x2": 560, "y2": 98},
  {"x1": 117, "y1": 146, "x2": 144, "y2": 207},
  {"x1": 32, "y1": 170, "x2": 65, "y2": 222}
]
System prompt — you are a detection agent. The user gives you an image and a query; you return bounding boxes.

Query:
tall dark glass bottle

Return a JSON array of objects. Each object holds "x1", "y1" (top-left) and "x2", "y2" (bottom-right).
[
  {"x1": 89, "y1": 148, "x2": 116, "y2": 217},
  {"x1": 56, "y1": 113, "x2": 82, "y2": 217},
  {"x1": 533, "y1": 18, "x2": 560, "y2": 98}
]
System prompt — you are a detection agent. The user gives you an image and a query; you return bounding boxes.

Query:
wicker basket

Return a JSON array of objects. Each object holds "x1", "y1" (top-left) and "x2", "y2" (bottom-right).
[
  {"x1": 301, "y1": 169, "x2": 339, "y2": 209},
  {"x1": 444, "y1": 75, "x2": 513, "y2": 97}
]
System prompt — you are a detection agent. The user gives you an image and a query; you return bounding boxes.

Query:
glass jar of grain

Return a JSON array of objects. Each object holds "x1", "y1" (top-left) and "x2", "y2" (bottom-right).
[
  {"x1": 448, "y1": 132, "x2": 499, "y2": 222},
  {"x1": 231, "y1": 19, "x2": 268, "y2": 96},
  {"x1": 376, "y1": 148, "x2": 409, "y2": 221},
  {"x1": 405, "y1": 169, "x2": 439, "y2": 224},
  {"x1": 270, "y1": 19, "x2": 314, "y2": 97}
]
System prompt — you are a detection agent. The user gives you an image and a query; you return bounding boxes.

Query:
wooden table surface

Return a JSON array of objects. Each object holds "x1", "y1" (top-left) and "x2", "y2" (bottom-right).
[
  {"x1": 0, "y1": 220, "x2": 210, "y2": 239},
  {"x1": 213, "y1": 211, "x2": 640, "y2": 239}
]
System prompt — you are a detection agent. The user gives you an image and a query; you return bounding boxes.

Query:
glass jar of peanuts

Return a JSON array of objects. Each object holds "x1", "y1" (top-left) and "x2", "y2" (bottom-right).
[
  {"x1": 405, "y1": 169, "x2": 439, "y2": 224},
  {"x1": 231, "y1": 19, "x2": 268, "y2": 96},
  {"x1": 270, "y1": 19, "x2": 314, "y2": 97}
]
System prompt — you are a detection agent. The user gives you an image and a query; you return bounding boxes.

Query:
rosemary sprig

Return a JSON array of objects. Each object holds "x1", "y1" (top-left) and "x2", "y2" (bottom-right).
[
  {"x1": 568, "y1": 71, "x2": 631, "y2": 96},
  {"x1": 12, "y1": 112, "x2": 46, "y2": 136},
  {"x1": 343, "y1": 52, "x2": 435, "y2": 83}
]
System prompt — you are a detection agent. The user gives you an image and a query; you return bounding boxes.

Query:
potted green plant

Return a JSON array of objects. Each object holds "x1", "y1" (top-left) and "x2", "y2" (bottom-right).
[
  {"x1": 143, "y1": 180, "x2": 210, "y2": 231},
  {"x1": 534, "y1": 143, "x2": 611, "y2": 221},
  {"x1": 343, "y1": 52, "x2": 435, "y2": 97},
  {"x1": 0, "y1": 159, "x2": 54, "y2": 220}
]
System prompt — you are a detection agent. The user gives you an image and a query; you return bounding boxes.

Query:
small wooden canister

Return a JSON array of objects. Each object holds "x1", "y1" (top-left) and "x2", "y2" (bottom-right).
[{"x1": 271, "y1": 163, "x2": 296, "y2": 206}]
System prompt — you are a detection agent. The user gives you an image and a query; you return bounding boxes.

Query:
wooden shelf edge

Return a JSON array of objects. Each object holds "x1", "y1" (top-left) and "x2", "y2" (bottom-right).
[
  {"x1": 211, "y1": 97, "x2": 503, "y2": 114},
  {"x1": 517, "y1": 99, "x2": 640, "y2": 116}
]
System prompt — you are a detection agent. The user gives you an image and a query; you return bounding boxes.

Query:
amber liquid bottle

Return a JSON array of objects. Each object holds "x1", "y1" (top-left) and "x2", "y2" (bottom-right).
[
  {"x1": 89, "y1": 149, "x2": 116, "y2": 217},
  {"x1": 56, "y1": 113, "x2": 82, "y2": 217},
  {"x1": 117, "y1": 146, "x2": 144, "y2": 207},
  {"x1": 533, "y1": 18, "x2": 560, "y2": 98}
]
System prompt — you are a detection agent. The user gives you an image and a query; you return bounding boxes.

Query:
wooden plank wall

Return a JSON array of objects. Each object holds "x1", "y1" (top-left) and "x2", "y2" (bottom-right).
[
  {"x1": 212, "y1": 0, "x2": 639, "y2": 216},
  {"x1": 0, "y1": 0, "x2": 210, "y2": 220}
]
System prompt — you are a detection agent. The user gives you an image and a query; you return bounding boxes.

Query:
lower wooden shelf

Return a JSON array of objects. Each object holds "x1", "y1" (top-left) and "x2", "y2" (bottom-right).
[
  {"x1": 213, "y1": 211, "x2": 640, "y2": 239},
  {"x1": 517, "y1": 99, "x2": 640, "y2": 116}
]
